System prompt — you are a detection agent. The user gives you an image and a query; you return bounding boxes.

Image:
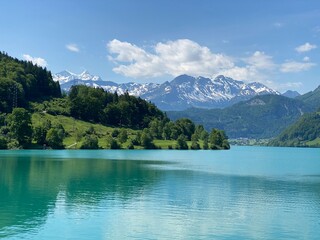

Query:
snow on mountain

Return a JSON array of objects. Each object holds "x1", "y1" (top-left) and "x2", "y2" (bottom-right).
[
  {"x1": 53, "y1": 71, "x2": 280, "y2": 110},
  {"x1": 53, "y1": 70, "x2": 102, "y2": 84}
]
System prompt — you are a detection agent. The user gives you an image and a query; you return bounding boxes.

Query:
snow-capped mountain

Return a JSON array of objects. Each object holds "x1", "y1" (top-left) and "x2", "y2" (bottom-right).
[
  {"x1": 53, "y1": 70, "x2": 102, "y2": 84},
  {"x1": 53, "y1": 71, "x2": 280, "y2": 110}
]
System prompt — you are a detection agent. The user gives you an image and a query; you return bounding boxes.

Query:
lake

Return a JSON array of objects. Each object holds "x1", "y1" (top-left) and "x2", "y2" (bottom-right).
[{"x1": 0, "y1": 146, "x2": 319, "y2": 239}]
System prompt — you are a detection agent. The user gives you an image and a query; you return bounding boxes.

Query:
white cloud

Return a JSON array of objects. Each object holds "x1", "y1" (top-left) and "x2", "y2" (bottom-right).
[
  {"x1": 245, "y1": 51, "x2": 275, "y2": 70},
  {"x1": 66, "y1": 43, "x2": 80, "y2": 52},
  {"x1": 218, "y1": 51, "x2": 276, "y2": 83},
  {"x1": 303, "y1": 56, "x2": 310, "y2": 62},
  {"x1": 295, "y1": 42, "x2": 317, "y2": 53},
  {"x1": 23, "y1": 54, "x2": 47, "y2": 67},
  {"x1": 280, "y1": 61, "x2": 316, "y2": 73},
  {"x1": 107, "y1": 39, "x2": 234, "y2": 78}
]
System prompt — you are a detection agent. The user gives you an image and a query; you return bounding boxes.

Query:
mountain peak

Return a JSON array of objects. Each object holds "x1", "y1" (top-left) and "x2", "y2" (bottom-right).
[
  {"x1": 53, "y1": 70, "x2": 102, "y2": 83},
  {"x1": 282, "y1": 90, "x2": 301, "y2": 98},
  {"x1": 55, "y1": 71, "x2": 280, "y2": 110}
]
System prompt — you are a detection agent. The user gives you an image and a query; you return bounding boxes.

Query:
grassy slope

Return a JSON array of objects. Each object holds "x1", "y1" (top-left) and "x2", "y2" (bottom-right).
[
  {"x1": 32, "y1": 113, "x2": 210, "y2": 150},
  {"x1": 32, "y1": 112, "x2": 141, "y2": 149}
]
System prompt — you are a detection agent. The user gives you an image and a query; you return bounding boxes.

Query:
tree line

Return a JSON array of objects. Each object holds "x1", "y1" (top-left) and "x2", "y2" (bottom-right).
[{"x1": 0, "y1": 51, "x2": 61, "y2": 113}]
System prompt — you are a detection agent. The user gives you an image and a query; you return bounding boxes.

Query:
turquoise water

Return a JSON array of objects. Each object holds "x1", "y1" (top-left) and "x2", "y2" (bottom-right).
[{"x1": 0, "y1": 146, "x2": 319, "y2": 239}]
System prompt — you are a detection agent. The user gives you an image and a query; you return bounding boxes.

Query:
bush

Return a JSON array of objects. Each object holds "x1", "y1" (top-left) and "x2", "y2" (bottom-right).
[
  {"x1": 0, "y1": 136, "x2": 7, "y2": 149},
  {"x1": 176, "y1": 134, "x2": 188, "y2": 150},
  {"x1": 109, "y1": 138, "x2": 121, "y2": 149},
  {"x1": 80, "y1": 134, "x2": 99, "y2": 149}
]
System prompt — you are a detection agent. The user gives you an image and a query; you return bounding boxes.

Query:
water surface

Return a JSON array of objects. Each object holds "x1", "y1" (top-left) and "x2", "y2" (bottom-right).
[{"x1": 0, "y1": 146, "x2": 319, "y2": 239}]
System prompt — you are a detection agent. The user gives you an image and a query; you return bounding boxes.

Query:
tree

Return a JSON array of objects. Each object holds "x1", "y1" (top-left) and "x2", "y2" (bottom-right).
[
  {"x1": 203, "y1": 136, "x2": 209, "y2": 150},
  {"x1": 118, "y1": 129, "x2": 128, "y2": 143},
  {"x1": 33, "y1": 119, "x2": 51, "y2": 145},
  {"x1": 80, "y1": 134, "x2": 99, "y2": 149},
  {"x1": 46, "y1": 128, "x2": 64, "y2": 149},
  {"x1": 141, "y1": 130, "x2": 156, "y2": 149},
  {"x1": 176, "y1": 134, "x2": 188, "y2": 150},
  {"x1": 7, "y1": 108, "x2": 32, "y2": 147},
  {"x1": 109, "y1": 138, "x2": 121, "y2": 149},
  {"x1": 0, "y1": 136, "x2": 7, "y2": 149},
  {"x1": 190, "y1": 134, "x2": 200, "y2": 150},
  {"x1": 175, "y1": 118, "x2": 195, "y2": 140}
]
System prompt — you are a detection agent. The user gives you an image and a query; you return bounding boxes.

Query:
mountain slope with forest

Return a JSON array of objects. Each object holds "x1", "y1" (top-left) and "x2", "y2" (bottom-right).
[
  {"x1": 167, "y1": 94, "x2": 313, "y2": 139},
  {"x1": 296, "y1": 85, "x2": 320, "y2": 111},
  {"x1": 269, "y1": 110, "x2": 320, "y2": 147},
  {"x1": 0, "y1": 52, "x2": 61, "y2": 113}
]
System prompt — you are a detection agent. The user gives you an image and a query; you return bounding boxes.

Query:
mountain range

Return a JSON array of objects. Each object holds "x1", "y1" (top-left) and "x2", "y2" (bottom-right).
[
  {"x1": 53, "y1": 71, "x2": 279, "y2": 110},
  {"x1": 167, "y1": 94, "x2": 314, "y2": 139}
]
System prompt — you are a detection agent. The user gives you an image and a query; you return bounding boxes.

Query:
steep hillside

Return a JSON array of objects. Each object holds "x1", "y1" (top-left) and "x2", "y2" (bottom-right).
[
  {"x1": 0, "y1": 52, "x2": 61, "y2": 112},
  {"x1": 269, "y1": 110, "x2": 320, "y2": 147},
  {"x1": 167, "y1": 95, "x2": 313, "y2": 139},
  {"x1": 296, "y1": 85, "x2": 320, "y2": 111}
]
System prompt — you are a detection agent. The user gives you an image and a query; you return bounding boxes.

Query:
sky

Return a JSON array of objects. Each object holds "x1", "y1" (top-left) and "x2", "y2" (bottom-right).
[{"x1": 1, "y1": 0, "x2": 320, "y2": 93}]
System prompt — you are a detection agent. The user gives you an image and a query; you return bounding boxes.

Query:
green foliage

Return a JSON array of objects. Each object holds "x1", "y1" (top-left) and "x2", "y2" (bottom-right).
[
  {"x1": 296, "y1": 85, "x2": 320, "y2": 111},
  {"x1": 80, "y1": 134, "x2": 99, "y2": 149},
  {"x1": 46, "y1": 128, "x2": 65, "y2": 149},
  {"x1": 69, "y1": 85, "x2": 165, "y2": 128},
  {"x1": 176, "y1": 134, "x2": 189, "y2": 150},
  {"x1": 269, "y1": 112, "x2": 320, "y2": 147},
  {"x1": 127, "y1": 141, "x2": 134, "y2": 149},
  {"x1": 0, "y1": 136, "x2": 7, "y2": 149},
  {"x1": 33, "y1": 119, "x2": 51, "y2": 145},
  {"x1": 109, "y1": 138, "x2": 121, "y2": 149},
  {"x1": 191, "y1": 134, "x2": 201, "y2": 150},
  {"x1": 203, "y1": 137, "x2": 209, "y2": 150},
  {"x1": 111, "y1": 129, "x2": 120, "y2": 137},
  {"x1": 31, "y1": 98, "x2": 70, "y2": 116},
  {"x1": 118, "y1": 129, "x2": 128, "y2": 143},
  {"x1": 6, "y1": 108, "x2": 32, "y2": 147},
  {"x1": 175, "y1": 118, "x2": 195, "y2": 140},
  {"x1": 141, "y1": 129, "x2": 156, "y2": 149},
  {"x1": 168, "y1": 95, "x2": 313, "y2": 139},
  {"x1": 0, "y1": 52, "x2": 61, "y2": 113}
]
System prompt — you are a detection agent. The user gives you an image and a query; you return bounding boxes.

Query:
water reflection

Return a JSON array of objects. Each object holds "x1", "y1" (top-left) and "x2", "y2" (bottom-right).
[
  {"x1": 0, "y1": 155, "x2": 163, "y2": 238},
  {"x1": 0, "y1": 150, "x2": 319, "y2": 239}
]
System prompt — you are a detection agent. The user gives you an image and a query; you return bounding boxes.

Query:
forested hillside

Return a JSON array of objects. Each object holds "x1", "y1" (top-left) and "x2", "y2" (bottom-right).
[
  {"x1": 296, "y1": 85, "x2": 320, "y2": 111},
  {"x1": 167, "y1": 95, "x2": 313, "y2": 139},
  {"x1": 269, "y1": 110, "x2": 320, "y2": 147},
  {"x1": 0, "y1": 52, "x2": 61, "y2": 112}
]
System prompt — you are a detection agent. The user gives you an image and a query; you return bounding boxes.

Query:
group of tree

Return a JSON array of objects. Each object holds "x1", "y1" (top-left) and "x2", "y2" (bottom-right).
[
  {"x1": 0, "y1": 51, "x2": 61, "y2": 113},
  {"x1": 0, "y1": 108, "x2": 65, "y2": 149},
  {"x1": 69, "y1": 85, "x2": 165, "y2": 129},
  {"x1": 96, "y1": 118, "x2": 230, "y2": 150},
  {"x1": 269, "y1": 109, "x2": 320, "y2": 147}
]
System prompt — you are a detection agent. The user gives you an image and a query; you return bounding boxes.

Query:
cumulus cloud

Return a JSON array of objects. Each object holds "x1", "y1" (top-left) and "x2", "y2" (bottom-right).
[
  {"x1": 66, "y1": 43, "x2": 80, "y2": 52},
  {"x1": 217, "y1": 51, "x2": 276, "y2": 83},
  {"x1": 107, "y1": 39, "x2": 234, "y2": 78},
  {"x1": 107, "y1": 38, "x2": 317, "y2": 90},
  {"x1": 245, "y1": 51, "x2": 275, "y2": 70},
  {"x1": 295, "y1": 42, "x2": 317, "y2": 53},
  {"x1": 280, "y1": 61, "x2": 316, "y2": 73},
  {"x1": 23, "y1": 54, "x2": 47, "y2": 67}
]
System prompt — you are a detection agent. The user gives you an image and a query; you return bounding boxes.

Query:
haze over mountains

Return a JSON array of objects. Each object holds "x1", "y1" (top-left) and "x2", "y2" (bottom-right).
[{"x1": 53, "y1": 71, "x2": 279, "y2": 110}]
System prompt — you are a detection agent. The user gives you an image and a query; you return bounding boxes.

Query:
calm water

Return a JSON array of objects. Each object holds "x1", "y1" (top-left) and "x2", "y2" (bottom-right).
[{"x1": 0, "y1": 146, "x2": 319, "y2": 239}]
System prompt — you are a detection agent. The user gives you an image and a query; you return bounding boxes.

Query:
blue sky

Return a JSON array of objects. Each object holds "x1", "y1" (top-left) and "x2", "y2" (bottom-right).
[{"x1": 1, "y1": 0, "x2": 320, "y2": 93}]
